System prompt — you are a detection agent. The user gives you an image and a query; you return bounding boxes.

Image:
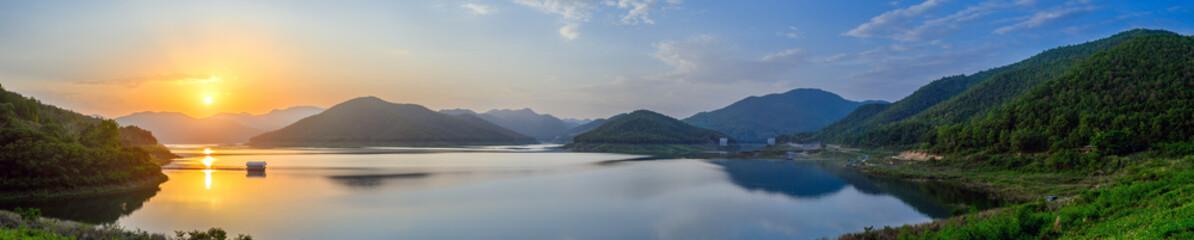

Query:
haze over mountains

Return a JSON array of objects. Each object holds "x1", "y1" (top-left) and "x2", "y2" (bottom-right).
[
  {"x1": 683, "y1": 88, "x2": 884, "y2": 142},
  {"x1": 114, "y1": 106, "x2": 323, "y2": 144},
  {"x1": 439, "y1": 108, "x2": 585, "y2": 142},
  {"x1": 249, "y1": 97, "x2": 536, "y2": 147}
]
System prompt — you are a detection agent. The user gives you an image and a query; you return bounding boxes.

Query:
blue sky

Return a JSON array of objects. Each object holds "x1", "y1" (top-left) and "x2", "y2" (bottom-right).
[{"x1": 1, "y1": 0, "x2": 1191, "y2": 119}]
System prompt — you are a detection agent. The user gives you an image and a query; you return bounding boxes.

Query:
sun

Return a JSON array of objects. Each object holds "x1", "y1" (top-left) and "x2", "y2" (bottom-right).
[{"x1": 204, "y1": 96, "x2": 213, "y2": 105}]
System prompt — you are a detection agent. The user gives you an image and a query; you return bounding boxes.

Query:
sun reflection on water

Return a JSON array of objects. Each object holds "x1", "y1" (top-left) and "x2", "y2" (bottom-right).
[
  {"x1": 202, "y1": 148, "x2": 216, "y2": 190},
  {"x1": 202, "y1": 169, "x2": 214, "y2": 190}
]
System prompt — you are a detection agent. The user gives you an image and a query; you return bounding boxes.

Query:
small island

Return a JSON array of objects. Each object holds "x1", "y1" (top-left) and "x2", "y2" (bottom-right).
[{"x1": 564, "y1": 110, "x2": 732, "y2": 155}]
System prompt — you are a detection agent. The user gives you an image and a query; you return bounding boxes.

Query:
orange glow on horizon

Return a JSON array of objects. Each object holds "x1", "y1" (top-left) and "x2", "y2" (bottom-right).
[
  {"x1": 82, "y1": 27, "x2": 321, "y2": 119},
  {"x1": 203, "y1": 148, "x2": 214, "y2": 155}
]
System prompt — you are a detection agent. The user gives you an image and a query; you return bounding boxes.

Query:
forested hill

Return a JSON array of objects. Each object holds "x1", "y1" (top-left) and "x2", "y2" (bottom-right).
[
  {"x1": 571, "y1": 110, "x2": 729, "y2": 145},
  {"x1": 682, "y1": 88, "x2": 881, "y2": 142},
  {"x1": 785, "y1": 29, "x2": 1176, "y2": 147},
  {"x1": 930, "y1": 33, "x2": 1194, "y2": 155},
  {"x1": 249, "y1": 96, "x2": 536, "y2": 147},
  {"x1": 0, "y1": 85, "x2": 167, "y2": 193}
]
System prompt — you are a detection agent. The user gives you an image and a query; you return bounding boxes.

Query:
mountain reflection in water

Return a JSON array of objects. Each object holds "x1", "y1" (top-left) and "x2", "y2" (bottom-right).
[
  {"x1": 0, "y1": 148, "x2": 1001, "y2": 239},
  {"x1": 710, "y1": 159, "x2": 1001, "y2": 219}
]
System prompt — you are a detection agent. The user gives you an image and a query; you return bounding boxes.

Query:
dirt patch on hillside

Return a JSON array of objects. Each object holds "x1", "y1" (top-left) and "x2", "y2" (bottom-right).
[{"x1": 892, "y1": 151, "x2": 943, "y2": 161}]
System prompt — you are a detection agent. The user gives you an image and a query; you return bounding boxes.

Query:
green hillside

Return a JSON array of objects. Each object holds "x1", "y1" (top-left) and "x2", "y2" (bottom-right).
[
  {"x1": 795, "y1": 29, "x2": 1176, "y2": 148},
  {"x1": 249, "y1": 96, "x2": 536, "y2": 147},
  {"x1": 0, "y1": 85, "x2": 167, "y2": 195},
  {"x1": 683, "y1": 88, "x2": 879, "y2": 142},
  {"x1": 930, "y1": 33, "x2": 1194, "y2": 156},
  {"x1": 565, "y1": 110, "x2": 730, "y2": 154},
  {"x1": 837, "y1": 31, "x2": 1194, "y2": 239}
]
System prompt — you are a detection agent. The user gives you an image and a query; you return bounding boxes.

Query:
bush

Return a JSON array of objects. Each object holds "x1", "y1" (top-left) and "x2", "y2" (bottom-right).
[
  {"x1": 174, "y1": 228, "x2": 252, "y2": 240},
  {"x1": 14, "y1": 207, "x2": 40, "y2": 221}
]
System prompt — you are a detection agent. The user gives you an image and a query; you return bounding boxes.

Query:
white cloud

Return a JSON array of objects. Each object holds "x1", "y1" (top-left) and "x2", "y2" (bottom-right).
[
  {"x1": 994, "y1": 5, "x2": 1096, "y2": 34},
  {"x1": 895, "y1": 0, "x2": 1012, "y2": 41},
  {"x1": 513, "y1": 0, "x2": 595, "y2": 21},
  {"x1": 558, "y1": 23, "x2": 580, "y2": 40},
  {"x1": 74, "y1": 73, "x2": 218, "y2": 88},
  {"x1": 650, "y1": 35, "x2": 808, "y2": 83},
  {"x1": 461, "y1": 3, "x2": 498, "y2": 15},
  {"x1": 844, "y1": 0, "x2": 950, "y2": 38},
  {"x1": 847, "y1": 0, "x2": 1055, "y2": 41},
  {"x1": 514, "y1": 0, "x2": 681, "y2": 40},
  {"x1": 605, "y1": 0, "x2": 683, "y2": 25},
  {"x1": 778, "y1": 26, "x2": 804, "y2": 39}
]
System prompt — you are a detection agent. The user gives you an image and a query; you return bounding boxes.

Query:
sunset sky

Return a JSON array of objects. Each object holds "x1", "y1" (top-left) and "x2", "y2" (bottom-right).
[{"x1": 2, "y1": 0, "x2": 1191, "y2": 119}]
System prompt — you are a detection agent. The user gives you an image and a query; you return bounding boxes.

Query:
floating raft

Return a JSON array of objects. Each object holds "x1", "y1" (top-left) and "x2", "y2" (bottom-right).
[{"x1": 246, "y1": 161, "x2": 267, "y2": 171}]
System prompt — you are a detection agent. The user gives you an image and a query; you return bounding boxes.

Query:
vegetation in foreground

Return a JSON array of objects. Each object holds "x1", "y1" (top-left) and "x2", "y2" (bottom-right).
[{"x1": 0, "y1": 208, "x2": 252, "y2": 240}]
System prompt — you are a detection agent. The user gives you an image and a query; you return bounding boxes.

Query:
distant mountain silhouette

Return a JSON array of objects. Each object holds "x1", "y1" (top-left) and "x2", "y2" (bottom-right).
[
  {"x1": 572, "y1": 110, "x2": 729, "y2": 144},
  {"x1": 440, "y1": 108, "x2": 578, "y2": 142},
  {"x1": 115, "y1": 112, "x2": 264, "y2": 144},
  {"x1": 250, "y1": 96, "x2": 536, "y2": 147},
  {"x1": 683, "y1": 88, "x2": 881, "y2": 142},
  {"x1": 208, "y1": 106, "x2": 325, "y2": 131},
  {"x1": 559, "y1": 118, "x2": 592, "y2": 126},
  {"x1": 114, "y1": 106, "x2": 323, "y2": 144}
]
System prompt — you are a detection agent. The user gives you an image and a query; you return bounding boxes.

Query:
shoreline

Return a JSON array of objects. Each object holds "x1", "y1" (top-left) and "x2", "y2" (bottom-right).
[{"x1": 0, "y1": 175, "x2": 168, "y2": 202}]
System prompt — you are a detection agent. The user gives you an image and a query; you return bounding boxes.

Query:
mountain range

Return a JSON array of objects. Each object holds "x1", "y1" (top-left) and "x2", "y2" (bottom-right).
[
  {"x1": 249, "y1": 96, "x2": 536, "y2": 147},
  {"x1": 114, "y1": 106, "x2": 323, "y2": 144}
]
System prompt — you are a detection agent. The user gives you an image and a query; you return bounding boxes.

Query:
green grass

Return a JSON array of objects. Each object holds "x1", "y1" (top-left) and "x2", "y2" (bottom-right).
[
  {"x1": 843, "y1": 155, "x2": 1194, "y2": 239},
  {"x1": 0, "y1": 209, "x2": 253, "y2": 240},
  {"x1": 0, "y1": 227, "x2": 72, "y2": 240}
]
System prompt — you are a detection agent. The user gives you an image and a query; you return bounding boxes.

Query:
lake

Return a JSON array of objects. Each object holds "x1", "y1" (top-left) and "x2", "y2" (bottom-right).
[{"x1": 2, "y1": 145, "x2": 997, "y2": 239}]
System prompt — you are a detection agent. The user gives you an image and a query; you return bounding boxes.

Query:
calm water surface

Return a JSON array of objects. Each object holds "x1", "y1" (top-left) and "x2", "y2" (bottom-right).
[{"x1": 4, "y1": 145, "x2": 996, "y2": 239}]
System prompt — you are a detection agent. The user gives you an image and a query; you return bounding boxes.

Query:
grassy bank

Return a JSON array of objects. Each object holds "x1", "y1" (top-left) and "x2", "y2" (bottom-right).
[
  {"x1": 837, "y1": 152, "x2": 1194, "y2": 239},
  {"x1": 0, "y1": 208, "x2": 252, "y2": 240}
]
